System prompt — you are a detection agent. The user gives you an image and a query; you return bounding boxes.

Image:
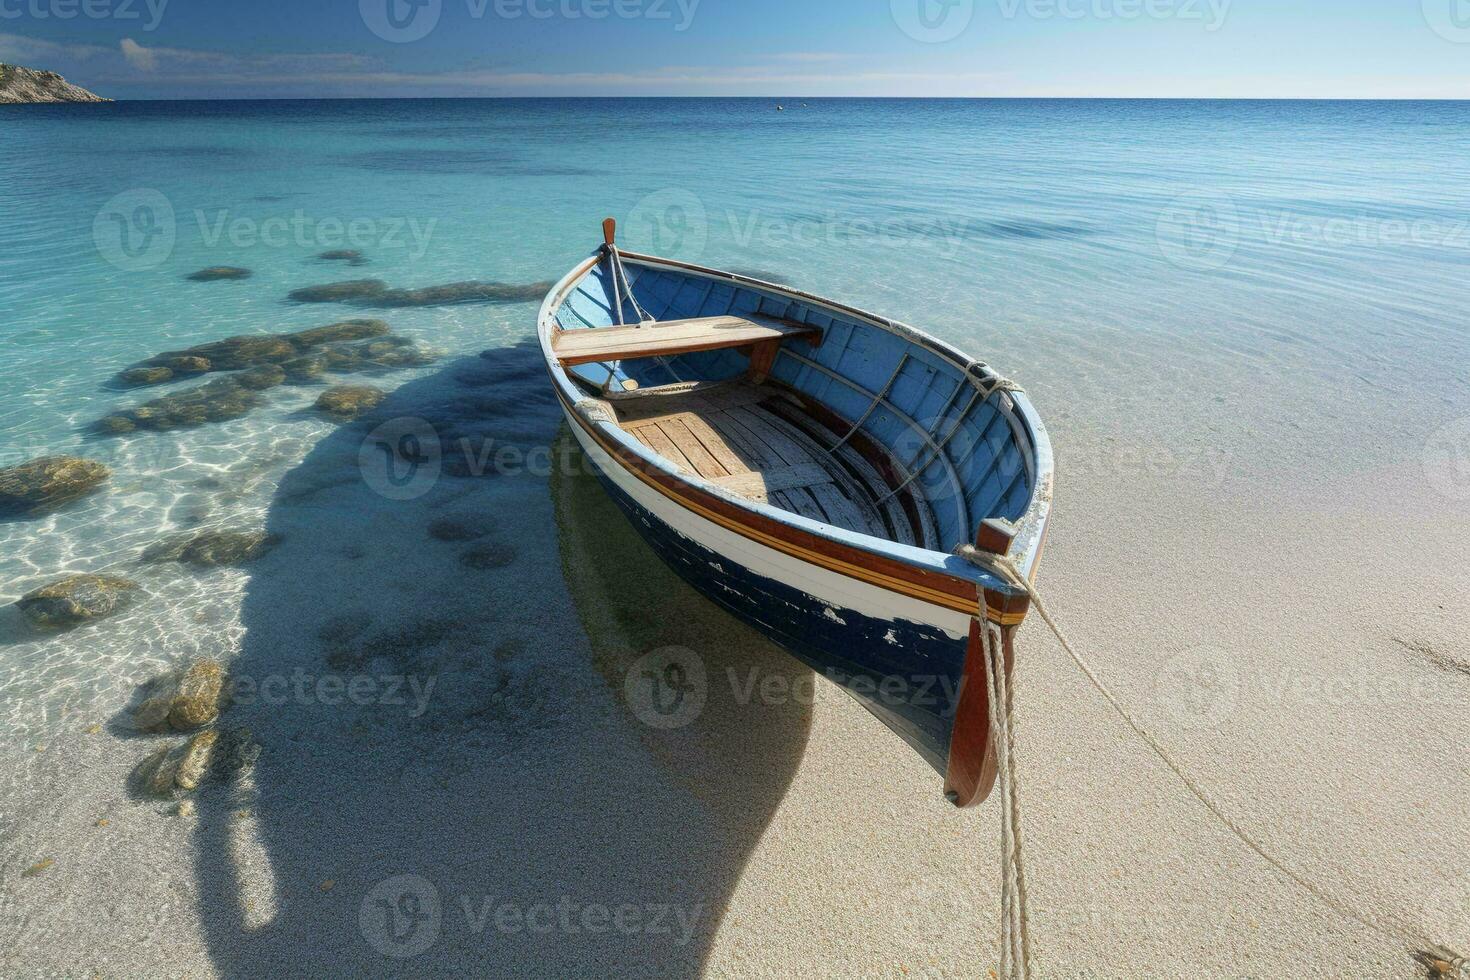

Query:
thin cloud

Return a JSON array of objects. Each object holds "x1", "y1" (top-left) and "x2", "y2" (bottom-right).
[
  {"x1": 120, "y1": 38, "x2": 158, "y2": 72},
  {"x1": 0, "y1": 33, "x2": 113, "y2": 64},
  {"x1": 115, "y1": 38, "x2": 373, "y2": 74}
]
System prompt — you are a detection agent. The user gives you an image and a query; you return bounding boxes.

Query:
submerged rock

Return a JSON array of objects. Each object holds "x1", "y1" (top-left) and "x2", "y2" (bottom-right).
[
  {"x1": 173, "y1": 729, "x2": 218, "y2": 789},
  {"x1": 142, "y1": 530, "x2": 280, "y2": 567},
  {"x1": 158, "y1": 335, "x2": 298, "y2": 371},
  {"x1": 428, "y1": 514, "x2": 498, "y2": 542},
  {"x1": 117, "y1": 366, "x2": 175, "y2": 387},
  {"x1": 132, "y1": 690, "x2": 175, "y2": 733},
  {"x1": 288, "y1": 278, "x2": 553, "y2": 308},
  {"x1": 186, "y1": 266, "x2": 252, "y2": 282},
  {"x1": 170, "y1": 659, "x2": 226, "y2": 730},
  {"x1": 160, "y1": 355, "x2": 212, "y2": 374},
  {"x1": 318, "y1": 249, "x2": 365, "y2": 265},
  {"x1": 0, "y1": 456, "x2": 110, "y2": 517},
  {"x1": 112, "y1": 319, "x2": 393, "y2": 388},
  {"x1": 17, "y1": 574, "x2": 137, "y2": 629},
  {"x1": 281, "y1": 354, "x2": 327, "y2": 383},
  {"x1": 287, "y1": 279, "x2": 388, "y2": 304},
  {"x1": 320, "y1": 336, "x2": 438, "y2": 373},
  {"x1": 214, "y1": 726, "x2": 261, "y2": 777},
  {"x1": 138, "y1": 745, "x2": 183, "y2": 797},
  {"x1": 291, "y1": 319, "x2": 390, "y2": 346},
  {"x1": 231, "y1": 365, "x2": 288, "y2": 391},
  {"x1": 315, "y1": 384, "x2": 386, "y2": 421},
  {"x1": 132, "y1": 657, "x2": 229, "y2": 734},
  {"x1": 372, "y1": 280, "x2": 553, "y2": 307},
  {"x1": 135, "y1": 726, "x2": 254, "y2": 798},
  {"x1": 96, "y1": 377, "x2": 265, "y2": 434},
  {"x1": 460, "y1": 542, "x2": 518, "y2": 570}
]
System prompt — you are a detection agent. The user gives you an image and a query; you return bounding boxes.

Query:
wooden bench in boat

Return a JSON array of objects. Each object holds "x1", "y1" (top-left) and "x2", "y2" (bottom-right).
[{"x1": 552, "y1": 314, "x2": 821, "y2": 380}]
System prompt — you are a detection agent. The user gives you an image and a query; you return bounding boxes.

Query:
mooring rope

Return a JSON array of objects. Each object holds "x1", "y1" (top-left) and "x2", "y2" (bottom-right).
[
  {"x1": 980, "y1": 618, "x2": 1034, "y2": 979},
  {"x1": 954, "y1": 543, "x2": 1468, "y2": 976}
]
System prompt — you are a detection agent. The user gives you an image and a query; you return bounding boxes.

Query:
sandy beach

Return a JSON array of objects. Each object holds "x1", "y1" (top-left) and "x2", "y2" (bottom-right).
[{"x1": 3, "y1": 322, "x2": 1466, "y2": 978}]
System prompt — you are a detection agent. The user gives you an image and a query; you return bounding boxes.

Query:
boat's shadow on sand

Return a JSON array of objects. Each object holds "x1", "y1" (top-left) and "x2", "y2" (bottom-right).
[{"x1": 193, "y1": 339, "x2": 813, "y2": 977}]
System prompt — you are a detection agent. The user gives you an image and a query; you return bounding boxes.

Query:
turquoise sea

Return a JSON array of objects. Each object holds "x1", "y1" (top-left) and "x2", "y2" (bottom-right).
[
  {"x1": 2, "y1": 97, "x2": 1469, "y2": 976},
  {"x1": 3, "y1": 96, "x2": 1470, "y2": 734}
]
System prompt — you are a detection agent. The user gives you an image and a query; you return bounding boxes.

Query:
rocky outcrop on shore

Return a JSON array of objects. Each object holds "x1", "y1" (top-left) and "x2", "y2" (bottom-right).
[{"x1": 0, "y1": 63, "x2": 109, "y2": 104}]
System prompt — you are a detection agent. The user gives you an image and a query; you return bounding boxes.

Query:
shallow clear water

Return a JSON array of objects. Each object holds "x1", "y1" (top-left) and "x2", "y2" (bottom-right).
[{"x1": 2, "y1": 97, "x2": 1468, "y2": 740}]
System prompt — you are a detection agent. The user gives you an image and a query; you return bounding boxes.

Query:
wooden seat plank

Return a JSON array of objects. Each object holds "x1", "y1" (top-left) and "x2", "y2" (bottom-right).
[
  {"x1": 660, "y1": 418, "x2": 730, "y2": 479},
  {"x1": 636, "y1": 425, "x2": 695, "y2": 474},
  {"x1": 678, "y1": 414, "x2": 756, "y2": 475},
  {"x1": 554, "y1": 314, "x2": 820, "y2": 366},
  {"x1": 710, "y1": 462, "x2": 834, "y2": 501}
]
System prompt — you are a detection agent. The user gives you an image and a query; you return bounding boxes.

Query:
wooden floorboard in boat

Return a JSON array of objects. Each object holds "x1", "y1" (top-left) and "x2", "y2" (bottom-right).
[{"x1": 614, "y1": 382, "x2": 933, "y2": 545}]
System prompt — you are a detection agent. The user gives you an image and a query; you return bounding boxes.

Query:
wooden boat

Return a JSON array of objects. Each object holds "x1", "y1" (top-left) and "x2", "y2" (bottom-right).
[{"x1": 539, "y1": 220, "x2": 1054, "y2": 806}]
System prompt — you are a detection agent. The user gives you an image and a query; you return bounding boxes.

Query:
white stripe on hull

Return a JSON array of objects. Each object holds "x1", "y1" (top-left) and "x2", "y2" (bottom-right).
[{"x1": 565, "y1": 407, "x2": 972, "y2": 642}]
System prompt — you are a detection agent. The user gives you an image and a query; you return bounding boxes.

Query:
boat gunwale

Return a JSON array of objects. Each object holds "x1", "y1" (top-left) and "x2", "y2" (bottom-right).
[{"x1": 537, "y1": 246, "x2": 1053, "y2": 602}]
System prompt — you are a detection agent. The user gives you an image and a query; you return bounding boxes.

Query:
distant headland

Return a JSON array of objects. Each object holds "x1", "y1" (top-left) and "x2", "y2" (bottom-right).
[{"x1": 0, "y1": 63, "x2": 109, "y2": 104}]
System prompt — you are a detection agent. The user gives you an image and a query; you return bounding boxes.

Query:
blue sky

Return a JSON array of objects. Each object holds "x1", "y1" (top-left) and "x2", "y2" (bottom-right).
[{"x1": 2, "y1": 0, "x2": 1468, "y2": 99}]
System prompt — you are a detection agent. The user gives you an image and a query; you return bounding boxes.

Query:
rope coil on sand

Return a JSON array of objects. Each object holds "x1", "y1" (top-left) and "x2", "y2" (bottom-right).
[{"x1": 954, "y1": 543, "x2": 1467, "y2": 976}]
